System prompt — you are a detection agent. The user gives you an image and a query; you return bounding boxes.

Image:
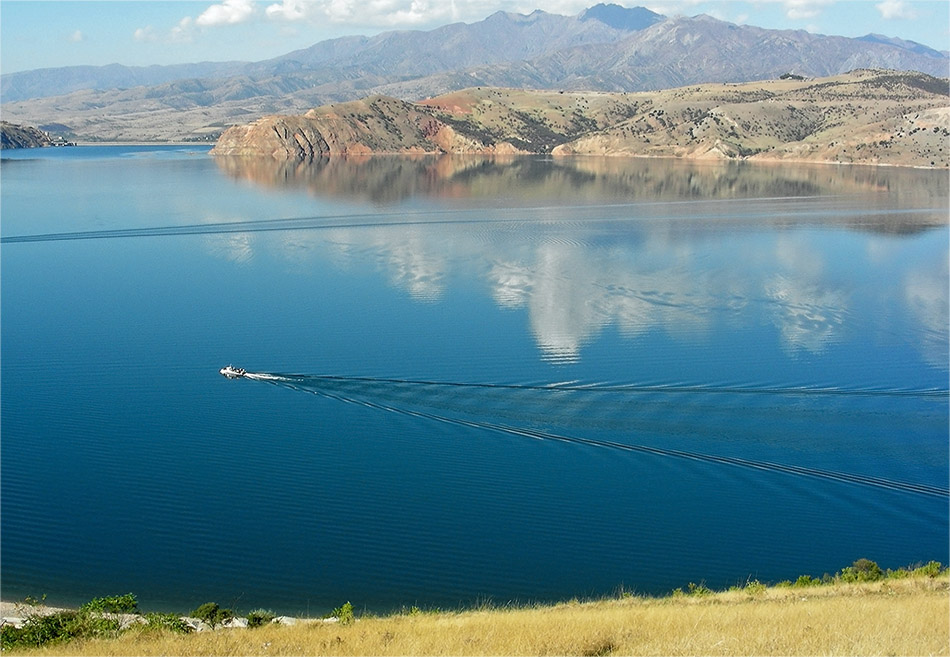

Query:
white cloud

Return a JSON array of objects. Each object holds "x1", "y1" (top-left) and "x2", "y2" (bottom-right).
[
  {"x1": 68, "y1": 30, "x2": 84, "y2": 42},
  {"x1": 171, "y1": 16, "x2": 195, "y2": 42},
  {"x1": 876, "y1": 0, "x2": 917, "y2": 20},
  {"x1": 260, "y1": 0, "x2": 531, "y2": 27},
  {"x1": 133, "y1": 25, "x2": 158, "y2": 42},
  {"x1": 266, "y1": 0, "x2": 312, "y2": 21},
  {"x1": 324, "y1": 0, "x2": 355, "y2": 22},
  {"x1": 783, "y1": 0, "x2": 834, "y2": 21},
  {"x1": 196, "y1": 0, "x2": 256, "y2": 26}
]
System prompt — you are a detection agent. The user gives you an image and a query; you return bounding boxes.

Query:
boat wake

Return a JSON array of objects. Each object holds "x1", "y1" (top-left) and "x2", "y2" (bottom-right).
[
  {"x1": 244, "y1": 372, "x2": 289, "y2": 382},
  {"x1": 225, "y1": 370, "x2": 949, "y2": 500}
]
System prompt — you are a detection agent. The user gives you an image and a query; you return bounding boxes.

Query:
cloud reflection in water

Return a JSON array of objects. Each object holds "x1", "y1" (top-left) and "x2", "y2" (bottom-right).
[{"x1": 211, "y1": 154, "x2": 948, "y2": 365}]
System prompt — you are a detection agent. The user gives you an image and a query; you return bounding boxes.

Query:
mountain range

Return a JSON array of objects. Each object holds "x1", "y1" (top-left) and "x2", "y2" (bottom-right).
[{"x1": 1, "y1": 4, "x2": 947, "y2": 143}]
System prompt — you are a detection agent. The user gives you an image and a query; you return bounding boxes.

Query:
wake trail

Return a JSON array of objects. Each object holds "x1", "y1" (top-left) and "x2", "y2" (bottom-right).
[
  {"x1": 2, "y1": 198, "x2": 937, "y2": 244},
  {"x1": 235, "y1": 371, "x2": 949, "y2": 500},
  {"x1": 265, "y1": 373, "x2": 949, "y2": 400}
]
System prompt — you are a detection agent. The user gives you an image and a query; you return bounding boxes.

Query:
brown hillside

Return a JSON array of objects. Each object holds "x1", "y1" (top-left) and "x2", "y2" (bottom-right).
[{"x1": 212, "y1": 69, "x2": 950, "y2": 168}]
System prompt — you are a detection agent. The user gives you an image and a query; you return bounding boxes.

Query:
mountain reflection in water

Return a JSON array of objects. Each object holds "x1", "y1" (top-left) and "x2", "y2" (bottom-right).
[
  {"x1": 213, "y1": 153, "x2": 948, "y2": 225},
  {"x1": 212, "y1": 155, "x2": 948, "y2": 365}
]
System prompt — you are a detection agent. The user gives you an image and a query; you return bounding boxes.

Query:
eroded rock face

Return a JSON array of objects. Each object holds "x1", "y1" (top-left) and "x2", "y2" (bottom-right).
[
  {"x1": 211, "y1": 116, "x2": 330, "y2": 159},
  {"x1": 211, "y1": 95, "x2": 530, "y2": 160}
]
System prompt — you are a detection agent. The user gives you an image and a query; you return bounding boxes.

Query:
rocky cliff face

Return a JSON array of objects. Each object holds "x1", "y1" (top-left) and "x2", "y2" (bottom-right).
[
  {"x1": 212, "y1": 116, "x2": 331, "y2": 159},
  {"x1": 212, "y1": 95, "x2": 526, "y2": 158},
  {"x1": 0, "y1": 121, "x2": 52, "y2": 148}
]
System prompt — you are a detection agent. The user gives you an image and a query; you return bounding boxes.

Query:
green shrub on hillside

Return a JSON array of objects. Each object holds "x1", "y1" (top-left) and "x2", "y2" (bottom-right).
[
  {"x1": 142, "y1": 612, "x2": 192, "y2": 634},
  {"x1": 246, "y1": 608, "x2": 277, "y2": 628},
  {"x1": 329, "y1": 601, "x2": 355, "y2": 625},
  {"x1": 913, "y1": 560, "x2": 944, "y2": 578},
  {"x1": 792, "y1": 574, "x2": 820, "y2": 587},
  {"x1": 838, "y1": 558, "x2": 885, "y2": 583},
  {"x1": 686, "y1": 582, "x2": 713, "y2": 597},
  {"x1": 80, "y1": 593, "x2": 138, "y2": 614},
  {"x1": 190, "y1": 602, "x2": 235, "y2": 629},
  {"x1": 0, "y1": 608, "x2": 121, "y2": 650}
]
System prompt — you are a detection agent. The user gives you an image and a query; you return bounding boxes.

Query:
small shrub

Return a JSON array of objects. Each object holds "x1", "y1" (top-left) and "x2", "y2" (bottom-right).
[
  {"x1": 143, "y1": 612, "x2": 192, "y2": 634},
  {"x1": 744, "y1": 579, "x2": 766, "y2": 595},
  {"x1": 912, "y1": 560, "x2": 944, "y2": 578},
  {"x1": 190, "y1": 602, "x2": 234, "y2": 629},
  {"x1": 686, "y1": 582, "x2": 712, "y2": 597},
  {"x1": 1, "y1": 625, "x2": 24, "y2": 651},
  {"x1": 81, "y1": 593, "x2": 138, "y2": 614},
  {"x1": 0, "y1": 609, "x2": 121, "y2": 650},
  {"x1": 329, "y1": 601, "x2": 355, "y2": 625},
  {"x1": 792, "y1": 574, "x2": 819, "y2": 587},
  {"x1": 246, "y1": 609, "x2": 276, "y2": 628},
  {"x1": 853, "y1": 558, "x2": 885, "y2": 581},
  {"x1": 838, "y1": 559, "x2": 885, "y2": 583}
]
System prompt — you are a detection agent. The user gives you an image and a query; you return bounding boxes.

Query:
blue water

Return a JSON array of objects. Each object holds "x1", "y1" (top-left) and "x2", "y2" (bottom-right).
[{"x1": 2, "y1": 146, "x2": 947, "y2": 615}]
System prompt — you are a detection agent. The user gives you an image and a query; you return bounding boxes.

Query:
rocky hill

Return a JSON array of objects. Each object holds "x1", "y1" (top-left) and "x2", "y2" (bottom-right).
[
  {"x1": 1, "y1": 121, "x2": 53, "y2": 148},
  {"x1": 1, "y1": 5, "x2": 947, "y2": 143},
  {"x1": 211, "y1": 70, "x2": 950, "y2": 168}
]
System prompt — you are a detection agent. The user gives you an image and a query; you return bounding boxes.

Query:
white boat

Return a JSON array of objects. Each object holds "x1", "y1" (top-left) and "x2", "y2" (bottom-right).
[{"x1": 219, "y1": 365, "x2": 246, "y2": 379}]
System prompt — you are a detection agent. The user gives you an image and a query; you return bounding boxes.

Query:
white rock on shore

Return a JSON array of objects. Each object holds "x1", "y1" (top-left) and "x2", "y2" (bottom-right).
[{"x1": 0, "y1": 601, "x2": 340, "y2": 631}]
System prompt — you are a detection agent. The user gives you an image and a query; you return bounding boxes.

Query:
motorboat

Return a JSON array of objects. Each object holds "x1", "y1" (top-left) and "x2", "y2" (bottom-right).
[{"x1": 219, "y1": 365, "x2": 246, "y2": 379}]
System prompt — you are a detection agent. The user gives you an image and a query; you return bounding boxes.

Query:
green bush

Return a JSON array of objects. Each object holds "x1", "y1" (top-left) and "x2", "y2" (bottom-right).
[
  {"x1": 246, "y1": 609, "x2": 277, "y2": 628},
  {"x1": 190, "y1": 602, "x2": 235, "y2": 629},
  {"x1": 839, "y1": 558, "x2": 885, "y2": 583},
  {"x1": 686, "y1": 582, "x2": 712, "y2": 597},
  {"x1": 0, "y1": 608, "x2": 121, "y2": 650},
  {"x1": 744, "y1": 579, "x2": 766, "y2": 595},
  {"x1": 329, "y1": 601, "x2": 355, "y2": 625},
  {"x1": 912, "y1": 561, "x2": 943, "y2": 578},
  {"x1": 81, "y1": 593, "x2": 139, "y2": 614},
  {"x1": 792, "y1": 574, "x2": 819, "y2": 587},
  {"x1": 143, "y1": 612, "x2": 192, "y2": 634}
]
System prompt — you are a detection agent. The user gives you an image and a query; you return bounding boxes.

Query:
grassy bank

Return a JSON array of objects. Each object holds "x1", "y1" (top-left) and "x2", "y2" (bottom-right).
[{"x1": 4, "y1": 565, "x2": 948, "y2": 656}]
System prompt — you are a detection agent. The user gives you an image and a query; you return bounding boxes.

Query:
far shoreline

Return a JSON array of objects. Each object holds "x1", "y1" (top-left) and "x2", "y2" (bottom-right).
[{"x1": 5, "y1": 141, "x2": 946, "y2": 171}]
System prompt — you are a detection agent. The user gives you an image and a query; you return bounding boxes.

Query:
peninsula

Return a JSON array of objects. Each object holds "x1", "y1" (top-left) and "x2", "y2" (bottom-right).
[{"x1": 211, "y1": 69, "x2": 949, "y2": 168}]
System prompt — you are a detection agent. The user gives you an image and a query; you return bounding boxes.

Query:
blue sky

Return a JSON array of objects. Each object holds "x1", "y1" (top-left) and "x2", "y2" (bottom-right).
[{"x1": 1, "y1": 0, "x2": 948, "y2": 74}]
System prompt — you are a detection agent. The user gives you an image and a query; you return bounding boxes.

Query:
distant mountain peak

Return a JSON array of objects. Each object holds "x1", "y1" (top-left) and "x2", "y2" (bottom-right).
[
  {"x1": 578, "y1": 2, "x2": 665, "y2": 32},
  {"x1": 487, "y1": 9, "x2": 550, "y2": 23},
  {"x1": 578, "y1": 4, "x2": 663, "y2": 31},
  {"x1": 857, "y1": 33, "x2": 946, "y2": 58}
]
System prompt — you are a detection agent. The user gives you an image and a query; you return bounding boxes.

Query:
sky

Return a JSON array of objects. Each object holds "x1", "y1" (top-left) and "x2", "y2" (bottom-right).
[{"x1": 1, "y1": 0, "x2": 948, "y2": 75}]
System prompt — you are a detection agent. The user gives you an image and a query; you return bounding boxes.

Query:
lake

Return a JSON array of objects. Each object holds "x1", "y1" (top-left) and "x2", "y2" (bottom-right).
[{"x1": 1, "y1": 146, "x2": 947, "y2": 615}]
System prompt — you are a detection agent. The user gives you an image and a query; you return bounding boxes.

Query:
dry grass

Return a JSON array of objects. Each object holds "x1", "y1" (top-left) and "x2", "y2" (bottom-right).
[{"x1": 12, "y1": 576, "x2": 948, "y2": 656}]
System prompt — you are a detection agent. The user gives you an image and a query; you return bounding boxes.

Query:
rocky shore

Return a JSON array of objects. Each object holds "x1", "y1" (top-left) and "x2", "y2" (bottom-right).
[{"x1": 0, "y1": 600, "x2": 326, "y2": 632}]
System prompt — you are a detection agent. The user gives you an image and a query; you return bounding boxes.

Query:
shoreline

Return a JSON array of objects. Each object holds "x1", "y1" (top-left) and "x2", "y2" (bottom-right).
[
  {"x1": 4, "y1": 560, "x2": 946, "y2": 626},
  {"x1": 2, "y1": 574, "x2": 947, "y2": 655},
  {"x1": 3, "y1": 142, "x2": 945, "y2": 170}
]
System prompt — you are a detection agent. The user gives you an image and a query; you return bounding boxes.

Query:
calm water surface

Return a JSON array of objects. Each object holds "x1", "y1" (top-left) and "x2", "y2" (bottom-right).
[{"x1": 2, "y1": 147, "x2": 947, "y2": 614}]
